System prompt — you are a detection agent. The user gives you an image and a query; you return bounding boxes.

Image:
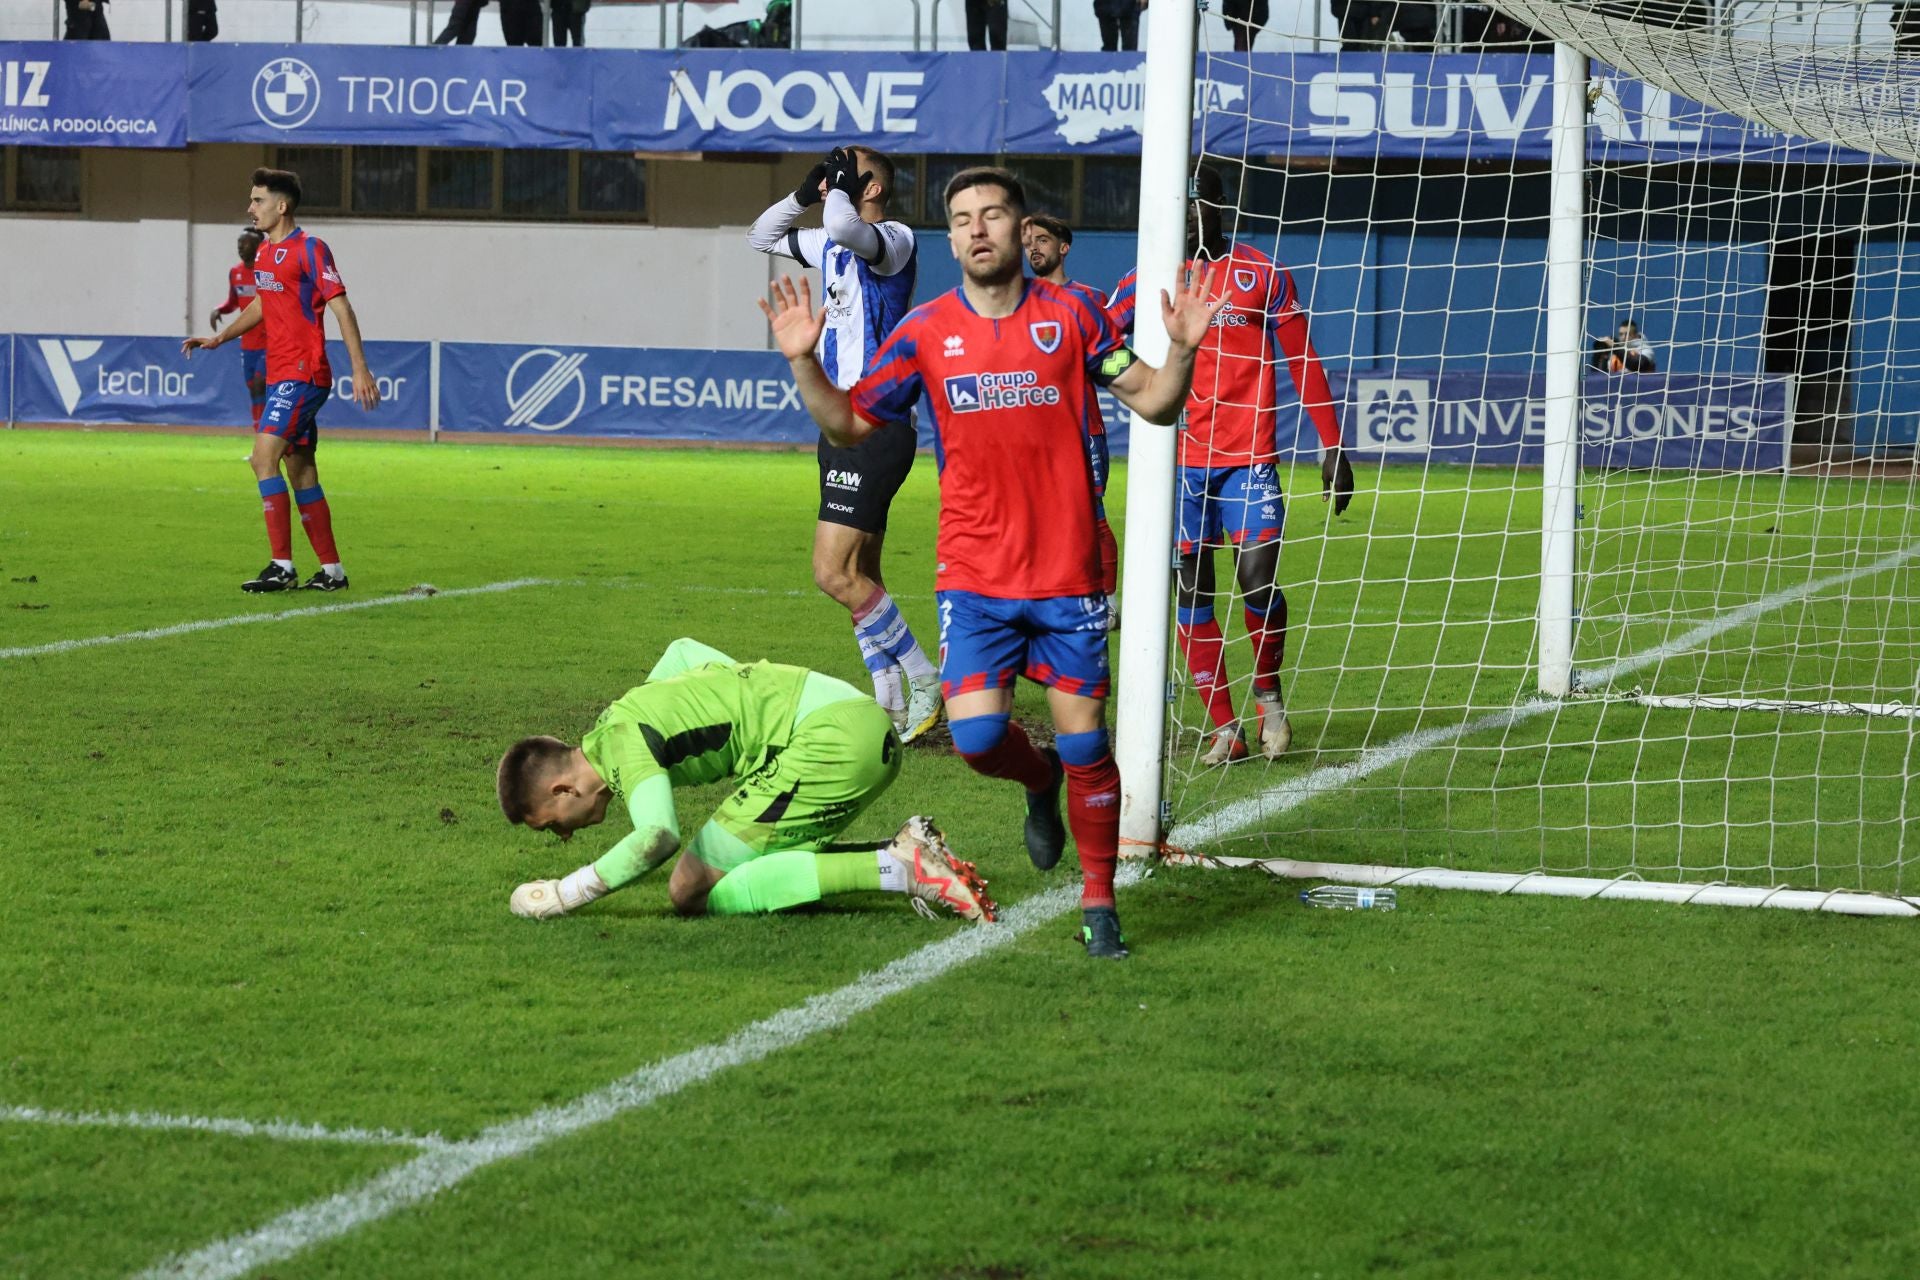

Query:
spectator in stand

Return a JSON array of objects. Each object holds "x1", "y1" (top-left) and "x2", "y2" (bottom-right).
[
  {"x1": 1593, "y1": 319, "x2": 1658, "y2": 374},
  {"x1": 1222, "y1": 0, "x2": 1266, "y2": 51},
  {"x1": 1897, "y1": 3, "x2": 1920, "y2": 53},
  {"x1": 62, "y1": 0, "x2": 109, "y2": 40},
  {"x1": 1462, "y1": 4, "x2": 1546, "y2": 50},
  {"x1": 500, "y1": 0, "x2": 544, "y2": 45},
  {"x1": 967, "y1": 0, "x2": 1008, "y2": 49},
  {"x1": 1329, "y1": 1, "x2": 1436, "y2": 50},
  {"x1": 433, "y1": 0, "x2": 485, "y2": 43},
  {"x1": 1095, "y1": 0, "x2": 1146, "y2": 52},
  {"x1": 551, "y1": 0, "x2": 590, "y2": 46},
  {"x1": 186, "y1": 0, "x2": 217, "y2": 40}
]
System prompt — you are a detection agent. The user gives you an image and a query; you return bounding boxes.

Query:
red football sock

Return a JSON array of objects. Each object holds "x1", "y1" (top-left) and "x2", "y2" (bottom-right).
[
  {"x1": 1096, "y1": 517, "x2": 1119, "y2": 596},
  {"x1": 1176, "y1": 617, "x2": 1236, "y2": 730},
  {"x1": 259, "y1": 484, "x2": 293, "y2": 561},
  {"x1": 1245, "y1": 606, "x2": 1285, "y2": 698},
  {"x1": 295, "y1": 486, "x2": 341, "y2": 565},
  {"x1": 953, "y1": 717, "x2": 1055, "y2": 792},
  {"x1": 1065, "y1": 755, "x2": 1121, "y2": 908}
]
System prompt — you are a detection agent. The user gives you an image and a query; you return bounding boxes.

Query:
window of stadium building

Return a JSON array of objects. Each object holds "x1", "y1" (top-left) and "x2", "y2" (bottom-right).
[
  {"x1": 269, "y1": 148, "x2": 648, "y2": 223},
  {"x1": 5, "y1": 148, "x2": 83, "y2": 212},
  {"x1": 904, "y1": 156, "x2": 1136, "y2": 230}
]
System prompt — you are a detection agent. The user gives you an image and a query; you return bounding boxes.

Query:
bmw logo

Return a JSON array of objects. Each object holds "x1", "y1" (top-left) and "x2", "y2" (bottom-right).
[{"x1": 252, "y1": 58, "x2": 322, "y2": 130}]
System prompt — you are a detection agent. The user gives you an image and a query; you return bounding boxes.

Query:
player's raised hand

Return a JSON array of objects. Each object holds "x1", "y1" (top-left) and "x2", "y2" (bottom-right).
[
  {"x1": 208, "y1": 310, "x2": 223, "y2": 332},
  {"x1": 180, "y1": 335, "x2": 217, "y2": 357},
  {"x1": 1321, "y1": 444, "x2": 1356, "y2": 516},
  {"x1": 826, "y1": 146, "x2": 872, "y2": 202},
  {"x1": 759, "y1": 275, "x2": 826, "y2": 362},
  {"x1": 1161, "y1": 262, "x2": 1226, "y2": 351}
]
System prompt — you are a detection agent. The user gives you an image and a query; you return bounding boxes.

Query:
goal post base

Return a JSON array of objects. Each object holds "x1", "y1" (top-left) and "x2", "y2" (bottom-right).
[{"x1": 1155, "y1": 853, "x2": 1920, "y2": 919}]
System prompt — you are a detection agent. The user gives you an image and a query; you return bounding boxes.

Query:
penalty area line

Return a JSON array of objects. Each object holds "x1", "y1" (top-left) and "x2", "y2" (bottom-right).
[
  {"x1": 136, "y1": 869, "x2": 1140, "y2": 1280},
  {"x1": 0, "y1": 578, "x2": 564, "y2": 661},
  {"x1": 0, "y1": 1105, "x2": 450, "y2": 1151}
]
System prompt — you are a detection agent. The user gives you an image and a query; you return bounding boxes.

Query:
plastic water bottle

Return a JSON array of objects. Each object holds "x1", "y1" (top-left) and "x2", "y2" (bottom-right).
[{"x1": 1299, "y1": 885, "x2": 1397, "y2": 911}]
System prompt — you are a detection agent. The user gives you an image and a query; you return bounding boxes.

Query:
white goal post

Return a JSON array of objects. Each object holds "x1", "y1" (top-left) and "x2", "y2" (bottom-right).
[{"x1": 1114, "y1": 0, "x2": 1920, "y2": 915}]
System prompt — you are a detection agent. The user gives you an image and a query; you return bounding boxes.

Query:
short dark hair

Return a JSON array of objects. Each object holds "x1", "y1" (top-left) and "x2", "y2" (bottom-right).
[
  {"x1": 1192, "y1": 163, "x2": 1225, "y2": 206},
  {"x1": 851, "y1": 146, "x2": 896, "y2": 205},
  {"x1": 944, "y1": 166, "x2": 1025, "y2": 218},
  {"x1": 251, "y1": 167, "x2": 302, "y2": 213},
  {"x1": 496, "y1": 735, "x2": 574, "y2": 824},
  {"x1": 239, "y1": 228, "x2": 264, "y2": 248},
  {"x1": 1026, "y1": 212, "x2": 1072, "y2": 246}
]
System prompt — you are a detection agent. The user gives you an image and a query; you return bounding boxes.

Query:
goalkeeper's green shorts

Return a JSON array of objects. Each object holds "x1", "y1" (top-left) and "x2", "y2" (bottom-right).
[{"x1": 696, "y1": 695, "x2": 901, "y2": 872}]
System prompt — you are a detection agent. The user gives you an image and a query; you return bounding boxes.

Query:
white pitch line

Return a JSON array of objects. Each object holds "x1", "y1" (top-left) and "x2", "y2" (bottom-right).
[
  {"x1": 0, "y1": 1105, "x2": 449, "y2": 1151},
  {"x1": 135, "y1": 868, "x2": 1140, "y2": 1280},
  {"x1": 0, "y1": 578, "x2": 561, "y2": 661},
  {"x1": 122, "y1": 535, "x2": 1920, "y2": 1275},
  {"x1": 1172, "y1": 536, "x2": 1920, "y2": 848}
]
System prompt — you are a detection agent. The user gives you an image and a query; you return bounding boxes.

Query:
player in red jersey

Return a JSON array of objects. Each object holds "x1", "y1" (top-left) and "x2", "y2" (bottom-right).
[
  {"x1": 1024, "y1": 211, "x2": 1120, "y2": 630},
  {"x1": 764, "y1": 166, "x2": 1223, "y2": 959},
  {"x1": 210, "y1": 228, "x2": 268, "y2": 429},
  {"x1": 1108, "y1": 165, "x2": 1356, "y2": 764},
  {"x1": 183, "y1": 168, "x2": 380, "y2": 594}
]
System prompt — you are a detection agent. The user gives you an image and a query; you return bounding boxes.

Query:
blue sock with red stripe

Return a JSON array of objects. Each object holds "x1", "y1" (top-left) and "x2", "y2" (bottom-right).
[
  {"x1": 1056, "y1": 729, "x2": 1120, "y2": 908},
  {"x1": 257, "y1": 476, "x2": 293, "y2": 564}
]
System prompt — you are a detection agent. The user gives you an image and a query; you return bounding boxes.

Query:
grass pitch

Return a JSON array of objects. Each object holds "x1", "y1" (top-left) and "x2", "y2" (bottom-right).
[{"x1": 3, "y1": 430, "x2": 1919, "y2": 1279}]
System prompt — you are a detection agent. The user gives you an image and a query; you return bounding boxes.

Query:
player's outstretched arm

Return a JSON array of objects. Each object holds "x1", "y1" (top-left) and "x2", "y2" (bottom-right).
[
  {"x1": 325, "y1": 295, "x2": 381, "y2": 411},
  {"x1": 1106, "y1": 263, "x2": 1224, "y2": 425},
  {"x1": 182, "y1": 298, "x2": 263, "y2": 355},
  {"x1": 759, "y1": 276, "x2": 872, "y2": 447},
  {"x1": 512, "y1": 778, "x2": 682, "y2": 919}
]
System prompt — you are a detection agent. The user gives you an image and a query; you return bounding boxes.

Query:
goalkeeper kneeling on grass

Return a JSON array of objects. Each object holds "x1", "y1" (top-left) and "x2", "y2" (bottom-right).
[{"x1": 496, "y1": 638, "x2": 995, "y2": 923}]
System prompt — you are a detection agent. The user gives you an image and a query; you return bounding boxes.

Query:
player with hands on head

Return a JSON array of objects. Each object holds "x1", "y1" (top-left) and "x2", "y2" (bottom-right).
[
  {"x1": 1108, "y1": 164, "x2": 1356, "y2": 764},
  {"x1": 762, "y1": 166, "x2": 1223, "y2": 959},
  {"x1": 747, "y1": 145, "x2": 943, "y2": 746},
  {"x1": 497, "y1": 638, "x2": 995, "y2": 925},
  {"x1": 183, "y1": 167, "x2": 380, "y2": 594},
  {"x1": 210, "y1": 227, "x2": 269, "y2": 430}
]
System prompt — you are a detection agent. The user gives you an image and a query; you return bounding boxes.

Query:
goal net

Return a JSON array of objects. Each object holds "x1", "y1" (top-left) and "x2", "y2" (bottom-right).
[{"x1": 1132, "y1": 1, "x2": 1920, "y2": 908}]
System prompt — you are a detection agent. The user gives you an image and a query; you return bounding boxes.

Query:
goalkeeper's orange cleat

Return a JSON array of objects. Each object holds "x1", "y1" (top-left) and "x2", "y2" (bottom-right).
[
  {"x1": 1200, "y1": 724, "x2": 1249, "y2": 766},
  {"x1": 889, "y1": 816, "x2": 998, "y2": 923}
]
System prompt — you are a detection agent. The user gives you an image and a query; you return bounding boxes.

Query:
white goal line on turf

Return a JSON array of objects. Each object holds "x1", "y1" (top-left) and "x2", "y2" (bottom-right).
[
  {"x1": 124, "y1": 536, "x2": 1920, "y2": 1278},
  {"x1": 0, "y1": 1105, "x2": 451, "y2": 1151},
  {"x1": 134, "y1": 869, "x2": 1139, "y2": 1280},
  {"x1": 0, "y1": 578, "x2": 562, "y2": 661}
]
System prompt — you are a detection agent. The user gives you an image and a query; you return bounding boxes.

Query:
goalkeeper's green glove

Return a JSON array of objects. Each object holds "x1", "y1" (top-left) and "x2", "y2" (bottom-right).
[{"x1": 793, "y1": 159, "x2": 830, "y2": 207}]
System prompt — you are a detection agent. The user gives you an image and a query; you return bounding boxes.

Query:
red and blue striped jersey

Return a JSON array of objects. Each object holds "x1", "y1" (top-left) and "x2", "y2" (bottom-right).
[
  {"x1": 851, "y1": 279, "x2": 1133, "y2": 599},
  {"x1": 1110, "y1": 242, "x2": 1335, "y2": 466},
  {"x1": 252, "y1": 228, "x2": 346, "y2": 386}
]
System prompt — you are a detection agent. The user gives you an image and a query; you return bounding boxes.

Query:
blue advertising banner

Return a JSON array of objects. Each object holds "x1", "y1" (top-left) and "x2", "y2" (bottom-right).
[
  {"x1": 11, "y1": 334, "x2": 430, "y2": 428},
  {"x1": 438, "y1": 342, "x2": 819, "y2": 441},
  {"x1": 1340, "y1": 370, "x2": 1791, "y2": 470},
  {"x1": 0, "y1": 42, "x2": 1884, "y2": 161},
  {"x1": 0, "y1": 42, "x2": 187, "y2": 147},
  {"x1": 1, "y1": 335, "x2": 11, "y2": 423},
  {"x1": 592, "y1": 50, "x2": 1001, "y2": 155},
  {"x1": 186, "y1": 43, "x2": 593, "y2": 148}
]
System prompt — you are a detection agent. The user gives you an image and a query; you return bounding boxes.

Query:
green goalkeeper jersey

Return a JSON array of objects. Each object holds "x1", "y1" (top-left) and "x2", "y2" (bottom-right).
[{"x1": 582, "y1": 638, "x2": 813, "y2": 800}]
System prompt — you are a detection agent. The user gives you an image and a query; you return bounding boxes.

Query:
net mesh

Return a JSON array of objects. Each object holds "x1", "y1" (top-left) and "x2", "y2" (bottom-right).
[{"x1": 1156, "y1": 3, "x2": 1920, "y2": 895}]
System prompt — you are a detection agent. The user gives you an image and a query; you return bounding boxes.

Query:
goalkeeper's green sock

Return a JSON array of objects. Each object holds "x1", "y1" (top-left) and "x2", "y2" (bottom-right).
[{"x1": 705, "y1": 851, "x2": 885, "y2": 916}]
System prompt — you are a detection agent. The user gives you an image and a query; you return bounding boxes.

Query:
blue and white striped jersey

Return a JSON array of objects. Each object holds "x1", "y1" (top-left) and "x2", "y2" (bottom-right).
[{"x1": 785, "y1": 221, "x2": 918, "y2": 390}]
